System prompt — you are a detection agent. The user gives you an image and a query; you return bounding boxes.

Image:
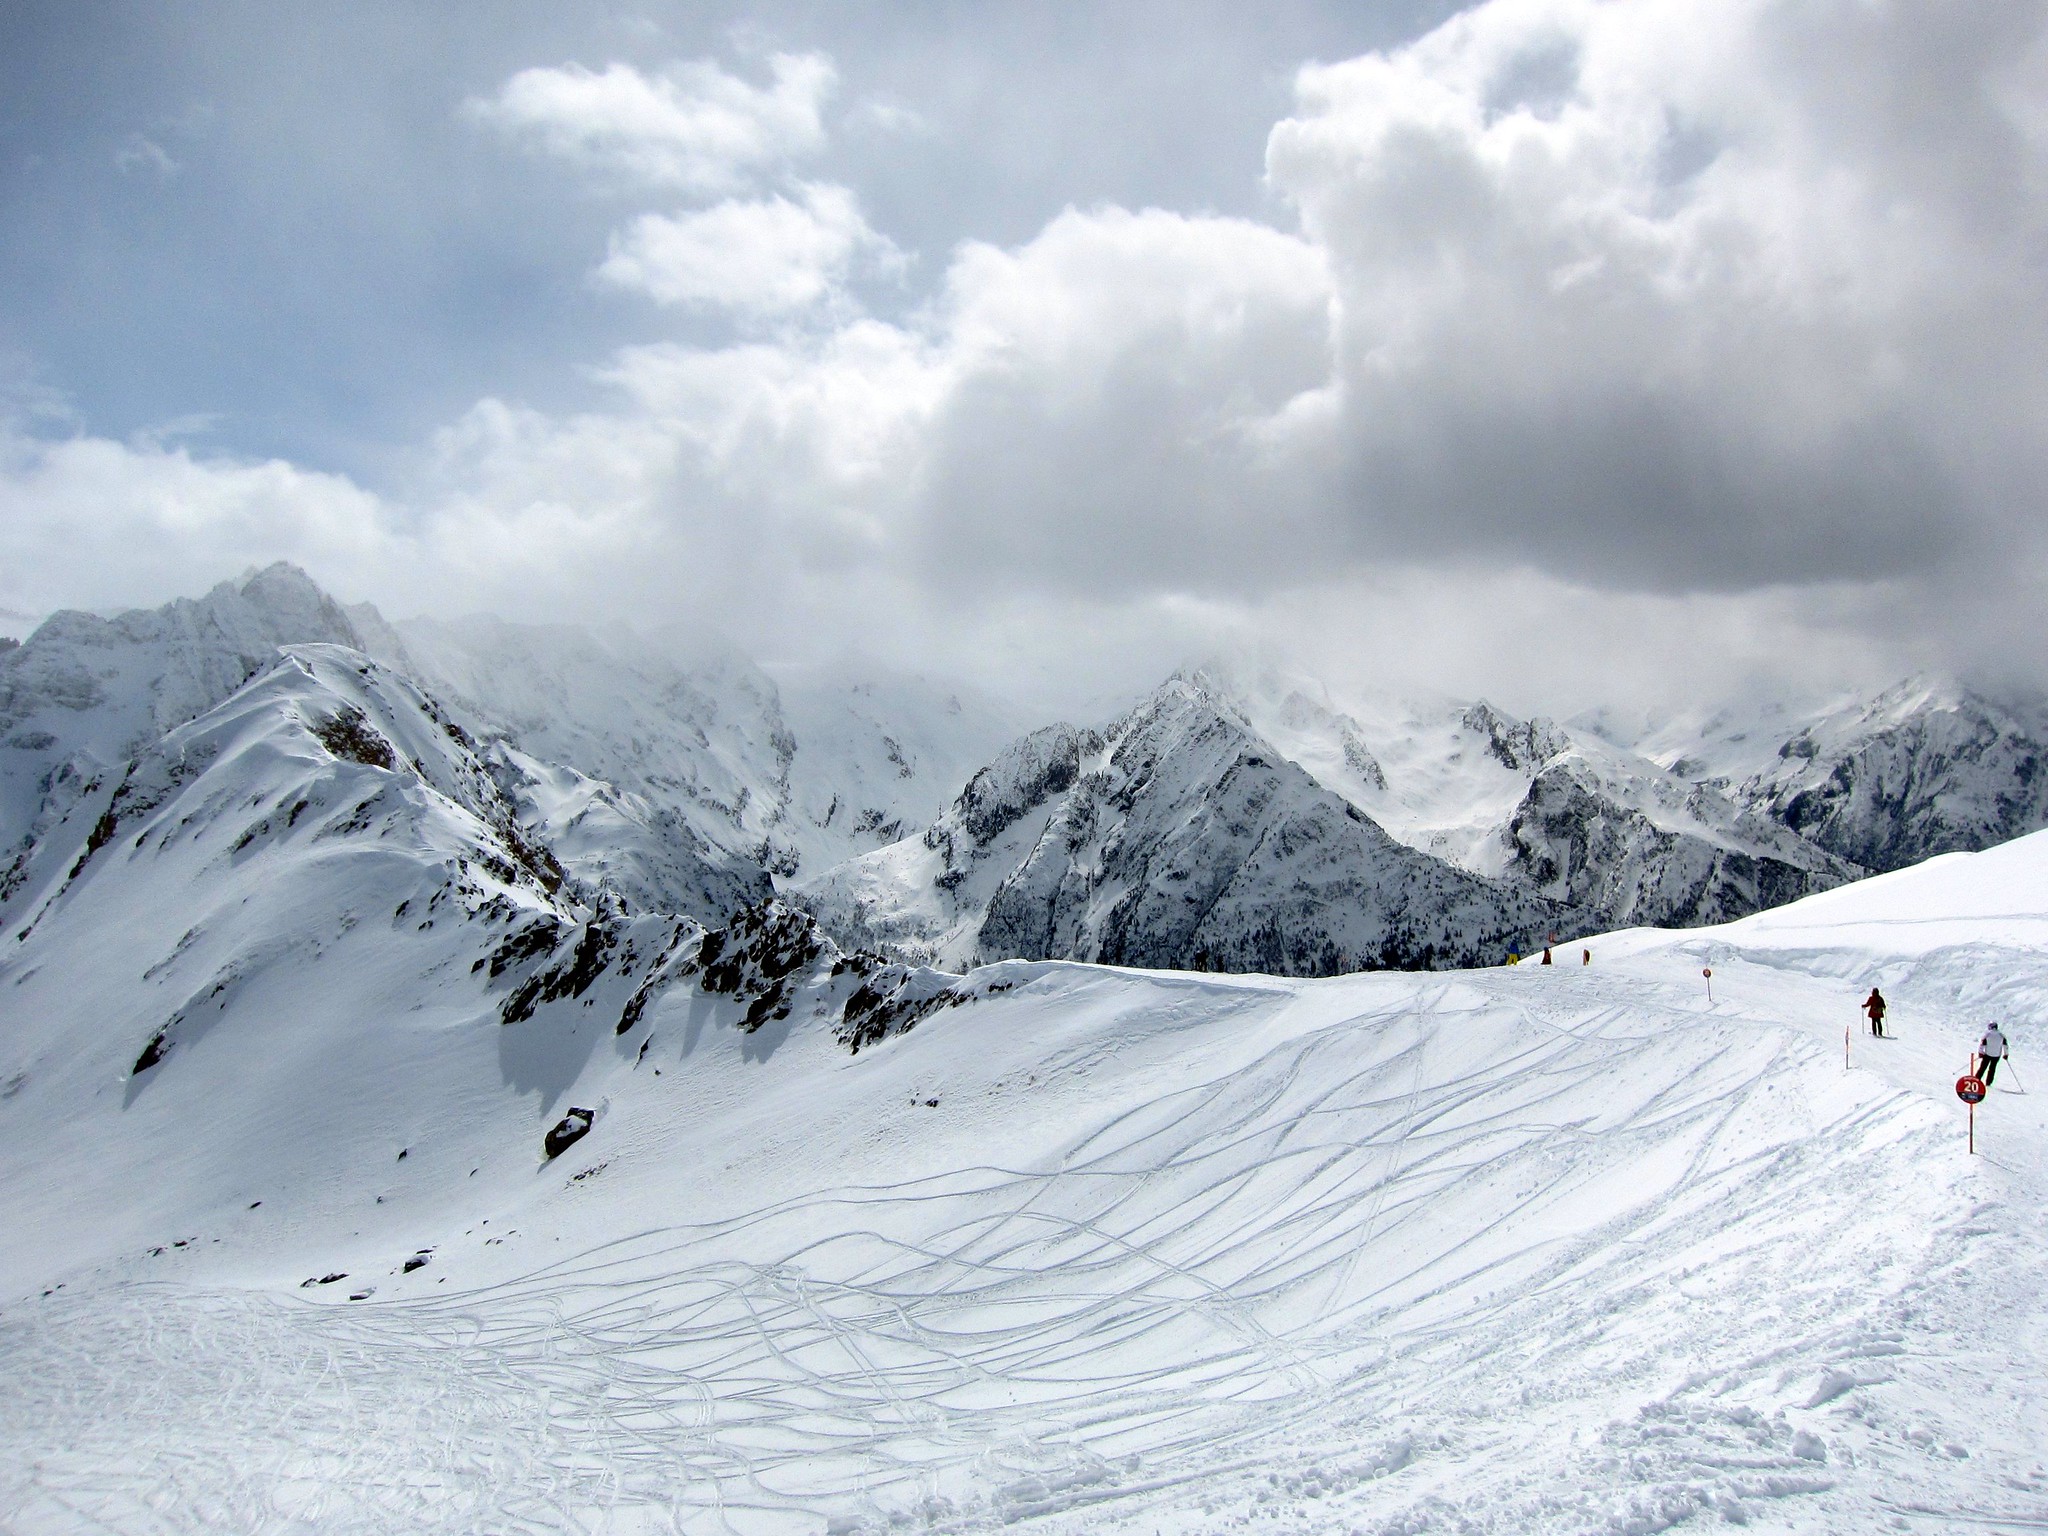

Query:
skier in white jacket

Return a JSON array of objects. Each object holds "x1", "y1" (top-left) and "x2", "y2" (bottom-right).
[{"x1": 1976, "y1": 1025, "x2": 2009, "y2": 1087}]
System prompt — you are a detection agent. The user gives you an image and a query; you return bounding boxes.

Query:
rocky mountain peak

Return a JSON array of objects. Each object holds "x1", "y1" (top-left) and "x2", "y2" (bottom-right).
[
  {"x1": 937, "y1": 722, "x2": 1100, "y2": 851},
  {"x1": 1459, "y1": 701, "x2": 1569, "y2": 774}
]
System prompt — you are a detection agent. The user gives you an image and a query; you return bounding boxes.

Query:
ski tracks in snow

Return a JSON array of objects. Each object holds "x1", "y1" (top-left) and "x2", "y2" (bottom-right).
[{"x1": 2, "y1": 961, "x2": 2043, "y2": 1533}]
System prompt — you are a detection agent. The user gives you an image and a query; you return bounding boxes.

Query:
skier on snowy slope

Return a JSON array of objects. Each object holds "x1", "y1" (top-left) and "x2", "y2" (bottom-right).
[
  {"x1": 1976, "y1": 1025, "x2": 2009, "y2": 1087},
  {"x1": 1863, "y1": 987, "x2": 1887, "y2": 1037}
]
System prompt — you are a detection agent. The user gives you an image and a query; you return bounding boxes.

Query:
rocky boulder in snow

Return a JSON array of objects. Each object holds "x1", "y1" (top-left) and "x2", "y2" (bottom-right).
[{"x1": 544, "y1": 1107, "x2": 595, "y2": 1160}]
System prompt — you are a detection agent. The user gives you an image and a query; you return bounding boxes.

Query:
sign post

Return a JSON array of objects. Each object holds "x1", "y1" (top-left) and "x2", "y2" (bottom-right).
[
  {"x1": 1957, "y1": 1074, "x2": 1987, "y2": 1154},
  {"x1": 1703, "y1": 966, "x2": 1713, "y2": 1004}
]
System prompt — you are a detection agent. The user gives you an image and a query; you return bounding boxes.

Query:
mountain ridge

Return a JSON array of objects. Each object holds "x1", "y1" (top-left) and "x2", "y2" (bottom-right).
[{"x1": 8, "y1": 565, "x2": 2048, "y2": 981}]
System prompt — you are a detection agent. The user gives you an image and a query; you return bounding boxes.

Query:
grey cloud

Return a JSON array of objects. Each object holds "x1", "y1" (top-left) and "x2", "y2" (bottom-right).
[
  {"x1": 1261, "y1": 0, "x2": 2048, "y2": 595},
  {"x1": 695, "y1": 0, "x2": 2046, "y2": 609},
  {"x1": 763, "y1": 0, "x2": 2048, "y2": 613}
]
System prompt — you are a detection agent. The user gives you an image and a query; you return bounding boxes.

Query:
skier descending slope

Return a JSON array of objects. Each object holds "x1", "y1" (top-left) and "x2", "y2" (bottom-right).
[
  {"x1": 1864, "y1": 985, "x2": 1888, "y2": 1037},
  {"x1": 1977, "y1": 1023, "x2": 2009, "y2": 1086}
]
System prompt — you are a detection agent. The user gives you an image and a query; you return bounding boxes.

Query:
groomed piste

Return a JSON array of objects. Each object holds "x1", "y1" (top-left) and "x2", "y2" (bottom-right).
[{"x1": 2, "y1": 830, "x2": 2046, "y2": 1533}]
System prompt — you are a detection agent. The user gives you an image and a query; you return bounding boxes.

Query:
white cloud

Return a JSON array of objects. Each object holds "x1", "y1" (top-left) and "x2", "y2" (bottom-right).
[
  {"x1": 114, "y1": 135, "x2": 179, "y2": 178},
  {"x1": 14, "y1": 3, "x2": 2048, "y2": 712},
  {"x1": 0, "y1": 425, "x2": 395, "y2": 618},
  {"x1": 597, "y1": 183, "x2": 899, "y2": 316},
  {"x1": 502, "y1": 0, "x2": 2047, "y2": 613},
  {"x1": 469, "y1": 53, "x2": 835, "y2": 192},
  {"x1": 909, "y1": 206, "x2": 1335, "y2": 590}
]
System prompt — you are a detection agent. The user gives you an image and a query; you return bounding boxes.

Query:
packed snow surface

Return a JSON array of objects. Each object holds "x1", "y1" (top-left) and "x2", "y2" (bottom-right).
[{"x1": 4, "y1": 816, "x2": 2048, "y2": 1531}]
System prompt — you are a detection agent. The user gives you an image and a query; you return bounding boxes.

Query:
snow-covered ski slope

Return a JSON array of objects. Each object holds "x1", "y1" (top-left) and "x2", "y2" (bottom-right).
[{"x1": 4, "y1": 835, "x2": 2048, "y2": 1533}]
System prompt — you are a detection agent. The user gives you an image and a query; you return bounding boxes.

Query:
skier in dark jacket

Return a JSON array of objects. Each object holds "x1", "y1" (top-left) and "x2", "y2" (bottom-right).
[
  {"x1": 1977, "y1": 1025, "x2": 2009, "y2": 1087},
  {"x1": 1863, "y1": 987, "x2": 1887, "y2": 1037}
]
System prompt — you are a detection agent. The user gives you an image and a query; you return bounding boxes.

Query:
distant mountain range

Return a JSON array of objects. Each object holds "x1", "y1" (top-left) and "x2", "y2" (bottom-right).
[{"x1": 4, "y1": 564, "x2": 2044, "y2": 985}]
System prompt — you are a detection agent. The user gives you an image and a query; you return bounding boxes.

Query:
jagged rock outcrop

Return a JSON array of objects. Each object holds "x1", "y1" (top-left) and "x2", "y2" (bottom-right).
[
  {"x1": 936, "y1": 724, "x2": 1101, "y2": 852},
  {"x1": 1461, "y1": 702, "x2": 1571, "y2": 774}
]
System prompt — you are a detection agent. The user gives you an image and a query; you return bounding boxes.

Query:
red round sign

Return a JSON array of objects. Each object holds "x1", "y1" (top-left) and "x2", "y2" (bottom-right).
[{"x1": 1957, "y1": 1076, "x2": 1987, "y2": 1105}]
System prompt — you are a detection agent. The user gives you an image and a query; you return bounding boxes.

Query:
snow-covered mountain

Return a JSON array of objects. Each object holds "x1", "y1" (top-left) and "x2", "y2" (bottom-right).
[
  {"x1": 1586, "y1": 678, "x2": 2048, "y2": 874},
  {"x1": 10, "y1": 562, "x2": 2048, "y2": 994},
  {"x1": 380, "y1": 613, "x2": 1018, "y2": 899},
  {"x1": 0, "y1": 625, "x2": 964, "y2": 1295},
  {"x1": 8, "y1": 563, "x2": 2048, "y2": 1531},
  {"x1": 801, "y1": 663, "x2": 1860, "y2": 974},
  {"x1": 1203, "y1": 662, "x2": 1855, "y2": 929},
  {"x1": 799, "y1": 677, "x2": 1562, "y2": 974},
  {"x1": 0, "y1": 564, "x2": 372, "y2": 909},
  {"x1": 0, "y1": 565, "x2": 1018, "y2": 927},
  {"x1": 769, "y1": 659, "x2": 1022, "y2": 873},
  {"x1": 367, "y1": 613, "x2": 790, "y2": 917},
  {"x1": 5, "y1": 729, "x2": 2048, "y2": 1532}
]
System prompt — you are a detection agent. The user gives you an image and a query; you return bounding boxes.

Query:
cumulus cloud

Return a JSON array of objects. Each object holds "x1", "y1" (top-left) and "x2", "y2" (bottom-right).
[
  {"x1": 1265, "y1": 0, "x2": 2048, "y2": 591},
  {"x1": 480, "y1": 0, "x2": 2048, "y2": 614},
  {"x1": 10, "y1": 1, "x2": 2048, "y2": 714},
  {"x1": 500, "y1": 203, "x2": 1334, "y2": 595},
  {"x1": 0, "y1": 424, "x2": 395, "y2": 618},
  {"x1": 598, "y1": 183, "x2": 900, "y2": 316},
  {"x1": 468, "y1": 53, "x2": 835, "y2": 192},
  {"x1": 909, "y1": 207, "x2": 1334, "y2": 591}
]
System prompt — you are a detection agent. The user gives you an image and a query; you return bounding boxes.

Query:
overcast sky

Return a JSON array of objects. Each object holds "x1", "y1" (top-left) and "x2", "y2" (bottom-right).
[{"x1": 2, "y1": 0, "x2": 2044, "y2": 715}]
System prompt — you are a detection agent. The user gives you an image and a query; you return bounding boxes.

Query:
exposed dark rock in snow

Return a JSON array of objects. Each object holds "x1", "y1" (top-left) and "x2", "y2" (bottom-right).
[
  {"x1": 477, "y1": 915, "x2": 567, "y2": 980},
  {"x1": 131, "y1": 1029, "x2": 169, "y2": 1075},
  {"x1": 938, "y1": 724, "x2": 1099, "y2": 850},
  {"x1": 837, "y1": 961, "x2": 967, "y2": 1054},
  {"x1": 1462, "y1": 702, "x2": 1570, "y2": 774},
  {"x1": 1503, "y1": 760, "x2": 1850, "y2": 927},
  {"x1": 544, "y1": 1107, "x2": 595, "y2": 1160},
  {"x1": 698, "y1": 899, "x2": 829, "y2": 1031},
  {"x1": 614, "y1": 919, "x2": 704, "y2": 1035},
  {"x1": 1212, "y1": 666, "x2": 1855, "y2": 934},
  {"x1": 309, "y1": 706, "x2": 396, "y2": 771},
  {"x1": 499, "y1": 919, "x2": 621, "y2": 1025}
]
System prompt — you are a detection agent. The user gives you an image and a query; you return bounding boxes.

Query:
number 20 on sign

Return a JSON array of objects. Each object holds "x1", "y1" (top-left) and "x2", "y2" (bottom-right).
[{"x1": 1957, "y1": 1075, "x2": 1988, "y2": 1153}]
